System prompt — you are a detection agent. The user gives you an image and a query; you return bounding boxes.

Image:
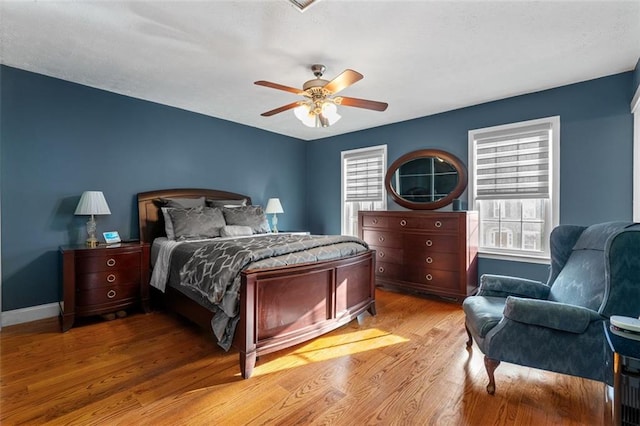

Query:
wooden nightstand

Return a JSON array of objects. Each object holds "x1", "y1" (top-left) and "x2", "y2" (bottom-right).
[{"x1": 59, "y1": 241, "x2": 150, "y2": 332}]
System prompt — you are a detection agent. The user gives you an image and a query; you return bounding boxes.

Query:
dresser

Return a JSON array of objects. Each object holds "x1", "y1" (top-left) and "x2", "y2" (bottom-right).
[
  {"x1": 60, "y1": 242, "x2": 150, "y2": 331},
  {"x1": 359, "y1": 210, "x2": 478, "y2": 301}
]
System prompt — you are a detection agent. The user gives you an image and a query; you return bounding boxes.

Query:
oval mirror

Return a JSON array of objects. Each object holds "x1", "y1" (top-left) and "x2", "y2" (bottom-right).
[{"x1": 385, "y1": 149, "x2": 468, "y2": 210}]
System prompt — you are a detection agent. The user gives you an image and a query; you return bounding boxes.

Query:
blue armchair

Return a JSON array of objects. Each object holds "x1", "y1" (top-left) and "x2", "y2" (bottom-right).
[{"x1": 463, "y1": 222, "x2": 640, "y2": 394}]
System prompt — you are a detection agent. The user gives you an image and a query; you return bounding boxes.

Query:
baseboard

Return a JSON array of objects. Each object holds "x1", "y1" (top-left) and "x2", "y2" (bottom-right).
[{"x1": 1, "y1": 302, "x2": 59, "y2": 327}]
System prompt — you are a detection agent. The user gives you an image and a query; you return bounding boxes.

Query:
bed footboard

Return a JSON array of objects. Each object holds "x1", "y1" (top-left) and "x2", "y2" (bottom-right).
[{"x1": 234, "y1": 250, "x2": 376, "y2": 378}]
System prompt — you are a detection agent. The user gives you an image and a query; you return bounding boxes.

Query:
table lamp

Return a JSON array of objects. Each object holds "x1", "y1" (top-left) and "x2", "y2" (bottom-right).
[
  {"x1": 74, "y1": 191, "x2": 111, "y2": 247},
  {"x1": 265, "y1": 198, "x2": 284, "y2": 233}
]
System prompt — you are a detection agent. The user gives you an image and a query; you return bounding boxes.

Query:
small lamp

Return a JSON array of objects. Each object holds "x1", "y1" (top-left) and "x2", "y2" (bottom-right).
[
  {"x1": 74, "y1": 191, "x2": 111, "y2": 247},
  {"x1": 265, "y1": 198, "x2": 284, "y2": 233}
]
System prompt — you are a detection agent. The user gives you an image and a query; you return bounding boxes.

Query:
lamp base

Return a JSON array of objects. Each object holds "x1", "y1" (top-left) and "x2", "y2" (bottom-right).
[
  {"x1": 271, "y1": 214, "x2": 279, "y2": 234},
  {"x1": 86, "y1": 237, "x2": 99, "y2": 248}
]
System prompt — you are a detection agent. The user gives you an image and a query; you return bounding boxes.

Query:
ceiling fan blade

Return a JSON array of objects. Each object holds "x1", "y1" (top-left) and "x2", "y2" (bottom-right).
[
  {"x1": 260, "y1": 101, "x2": 302, "y2": 117},
  {"x1": 323, "y1": 69, "x2": 363, "y2": 95},
  {"x1": 338, "y1": 96, "x2": 388, "y2": 111},
  {"x1": 254, "y1": 80, "x2": 306, "y2": 96}
]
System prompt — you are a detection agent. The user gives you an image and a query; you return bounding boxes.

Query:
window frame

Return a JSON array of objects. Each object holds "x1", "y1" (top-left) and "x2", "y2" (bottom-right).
[
  {"x1": 468, "y1": 116, "x2": 560, "y2": 263},
  {"x1": 341, "y1": 145, "x2": 387, "y2": 236},
  {"x1": 632, "y1": 85, "x2": 640, "y2": 222}
]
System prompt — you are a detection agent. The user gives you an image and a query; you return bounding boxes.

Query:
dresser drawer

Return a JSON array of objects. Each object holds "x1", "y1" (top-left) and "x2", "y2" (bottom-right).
[
  {"x1": 384, "y1": 215, "x2": 459, "y2": 233},
  {"x1": 404, "y1": 234, "x2": 459, "y2": 254},
  {"x1": 363, "y1": 229, "x2": 402, "y2": 248},
  {"x1": 76, "y1": 251, "x2": 141, "y2": 274},
  {"x1": 76, "y1": 268, "x2": 141, "y2": 290},
  {"x1": 361, "y1": 214, "x2": 388, "y2": 228},
  {"x1": 404, "y1": 251, "x2": 459, "y2": 271},
  {"x1": 76, "y1": 284, "x2": 138, "y2": 307},
  {"x1": 369, "y1": 245, "x2": 403, "y2": 264},
  {"x1": 375, "y1": 262, "x2": 403, "y2": 280},
  {"x1": 405, "y1": 268, "x2": 460, "y2": 290}
]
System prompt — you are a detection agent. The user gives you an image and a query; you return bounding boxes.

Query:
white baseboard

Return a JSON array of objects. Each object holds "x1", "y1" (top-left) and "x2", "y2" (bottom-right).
[{"x1": 1, "y1": 302, "x2": 59, "y2": 327}]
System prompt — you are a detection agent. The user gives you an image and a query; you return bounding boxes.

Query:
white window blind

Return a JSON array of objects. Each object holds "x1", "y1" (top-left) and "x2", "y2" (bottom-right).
[
  {"x1": 474, "y1": 123, "x2": 552, "y2": 200},
  {"x1": 344, "y1": 148, "x2": 385, "y2": 202}
]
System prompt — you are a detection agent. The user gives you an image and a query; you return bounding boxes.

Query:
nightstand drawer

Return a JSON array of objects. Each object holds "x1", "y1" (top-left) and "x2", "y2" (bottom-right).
[
  {"x1": 76, "y1": 251, "x2": 141, "y2": 274},
  {"x1": 76, "y1": 268, "x2": 141, "y2": 290},
  {"x1": 76, "y1": 284, "x2": 138, "y2": 307}
]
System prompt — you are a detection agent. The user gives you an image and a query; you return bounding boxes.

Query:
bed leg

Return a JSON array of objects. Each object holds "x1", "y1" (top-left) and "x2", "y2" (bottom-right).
[
  {"x1": 367, "y1": 302, "x2": 377, "y2": 316},
  {"x1": 240, "y1": 351, "x2": 257, "y2": 379}
]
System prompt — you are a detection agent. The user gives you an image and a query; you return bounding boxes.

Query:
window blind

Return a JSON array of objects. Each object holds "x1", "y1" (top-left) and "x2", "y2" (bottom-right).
[
  {"x1": 474, "y1": 123, "x2": 552, "y2": 200},
  {"x1": 344, "y1": 149, "x2": 385, "y2": 202}
]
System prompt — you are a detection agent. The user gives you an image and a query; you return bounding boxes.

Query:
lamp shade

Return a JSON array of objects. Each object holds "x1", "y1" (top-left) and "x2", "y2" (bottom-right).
[
  {"x1": 265, "y1": 198, "x2": 284, "y2": 214},
  {"x1": 74, "y1": 191, "x2": 111, "y2": 216}
]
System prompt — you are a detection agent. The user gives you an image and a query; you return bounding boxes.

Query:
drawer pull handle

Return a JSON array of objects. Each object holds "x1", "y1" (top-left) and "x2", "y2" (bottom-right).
[
  {"x1": 372, "y1": 218, "x2": 378, "y2": 224},
  {"x1": 426, "y1": 274, "x2": 433, "y2": 281},
  {"x1": 378, "y1": 236, "x2": 385, "y2": 242},
  {"x1": 107, "y1": 289, "x2": 117, "y2": 299},
  {"x1": 378, "y1": 266, "x2": 385, "y2": 273},
  {"x1": 106, "y1": 274, "x2": 116, "y2": 283},
  {"x1": 400, "y1": 219, "x2": 407, "y2": 227},
  {"x1": 378, "y1": 252, "x2": 385, "y2": 258},
  {"x1": 425, "y1": 239, "x2": 433, "y2": 247},
  {"x1": 426, "y1": 257, "x2": 433, "y2": 264},
  {"x1": 106, "y1": 258, "x2": 116, "y2": 267},
  {"x1": 435, "y1": 221, "x2": 442, "y2": 228}
]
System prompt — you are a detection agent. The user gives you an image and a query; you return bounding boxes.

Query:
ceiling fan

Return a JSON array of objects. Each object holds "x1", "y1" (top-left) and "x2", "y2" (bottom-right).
[{"x1": 254, "y1": 64, "x2": 388, "y2": 128}]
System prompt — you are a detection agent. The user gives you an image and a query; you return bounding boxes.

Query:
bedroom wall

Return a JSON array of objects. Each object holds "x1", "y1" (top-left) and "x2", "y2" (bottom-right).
[
  {"x1": 306, "y1": 72, "x2": 635, "y2": 283},
  {"x1": 0, "y1": 65, "x2": 305, "y2": 312}
]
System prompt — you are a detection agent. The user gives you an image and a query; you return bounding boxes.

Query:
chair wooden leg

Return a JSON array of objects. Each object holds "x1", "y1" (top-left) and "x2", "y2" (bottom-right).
[
  {"x1": 484, "y1": 356, "x2": 500, "y2": 395},
  {"x1": 465, "y1": 324, "x2": 473, "y2": 348}
]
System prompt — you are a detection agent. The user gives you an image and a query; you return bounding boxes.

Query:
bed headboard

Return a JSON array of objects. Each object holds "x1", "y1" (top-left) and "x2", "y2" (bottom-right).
[{"x1": 137, "y1": 188, "x2": 252, "y2": 244}]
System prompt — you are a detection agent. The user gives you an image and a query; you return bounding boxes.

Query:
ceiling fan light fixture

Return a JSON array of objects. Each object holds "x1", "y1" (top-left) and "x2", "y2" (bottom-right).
[
  {"x1": 287, "y1": 0, "x2": 321, "y2": 13},
  {"x1": 294, "y1": 101, "x2": 341, "y2": 128}
]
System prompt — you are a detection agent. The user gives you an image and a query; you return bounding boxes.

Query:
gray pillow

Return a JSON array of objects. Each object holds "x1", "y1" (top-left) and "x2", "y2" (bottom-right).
[
  {"x1": 206, "y1": 198, "x2": 247, "y2": 208},
  {"x1": 159, "y1": 197, "x2": 206, "y2": 208},
  {"x1": 168, "y1": 206, "x2": 226, "y2": 240},
  {"x1": 220, "y1": 225, "x2": 254, "y2": 238},
  {"x1": 160, "y1": 207, "x2": 177, "y2": 240},
  {"x1": 222, "y1": 205, "x2": 270, "y2": 234}
]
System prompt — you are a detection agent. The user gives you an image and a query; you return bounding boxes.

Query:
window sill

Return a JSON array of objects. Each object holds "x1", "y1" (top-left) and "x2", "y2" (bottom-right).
[{"x1": 478, "y1": 251, "x2": 550, "y2": 265}]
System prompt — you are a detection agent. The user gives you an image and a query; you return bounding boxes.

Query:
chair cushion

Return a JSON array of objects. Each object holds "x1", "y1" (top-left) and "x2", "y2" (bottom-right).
[{"x1": 462, "y1": 296, "x2": 506, "y2": 338}]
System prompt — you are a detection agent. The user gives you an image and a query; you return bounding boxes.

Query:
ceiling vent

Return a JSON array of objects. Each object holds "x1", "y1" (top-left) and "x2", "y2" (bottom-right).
[{"x1": 288, "y1": 0, "x2": 321, "y2": 12}]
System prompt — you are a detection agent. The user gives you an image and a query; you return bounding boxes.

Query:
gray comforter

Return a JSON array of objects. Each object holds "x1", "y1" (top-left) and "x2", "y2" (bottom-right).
[{"x1": 168, "y1": 234, "x2": 369, "y2": 350}]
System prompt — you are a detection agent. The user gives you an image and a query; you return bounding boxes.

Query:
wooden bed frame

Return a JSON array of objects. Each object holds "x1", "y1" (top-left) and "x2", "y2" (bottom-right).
[{"x1": 137, "y1": 188, "x2": 376, "y2": 378}]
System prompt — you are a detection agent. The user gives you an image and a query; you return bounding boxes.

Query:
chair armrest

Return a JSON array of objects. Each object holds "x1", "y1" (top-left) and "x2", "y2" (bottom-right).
[
  {"x1": 477, "y1": 274, "x2": 550, "y2": 299},
  {"x1": 503, "y1": 296, "x2": 602, "y2": 333}
]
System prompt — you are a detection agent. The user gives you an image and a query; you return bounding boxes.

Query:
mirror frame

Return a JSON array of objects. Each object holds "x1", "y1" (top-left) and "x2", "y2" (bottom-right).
[{"x1": 385, "y1": 149, "x2": 468, "y2": 210}]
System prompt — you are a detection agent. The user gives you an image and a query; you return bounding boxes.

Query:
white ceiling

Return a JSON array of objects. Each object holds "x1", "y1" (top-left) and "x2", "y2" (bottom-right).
[{"x1": 1, "y1": 1, "x2": 639, "y2": 141}]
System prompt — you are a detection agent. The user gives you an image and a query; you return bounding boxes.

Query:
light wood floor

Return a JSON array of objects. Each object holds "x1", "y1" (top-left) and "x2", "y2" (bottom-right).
[{"x1": 1, "y1": 289, "x2": 605, "y2": 425}]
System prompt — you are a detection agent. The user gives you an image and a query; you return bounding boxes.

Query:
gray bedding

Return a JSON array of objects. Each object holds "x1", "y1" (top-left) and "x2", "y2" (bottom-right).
[{"x1": 166, "y1": 234, "x2": 369, "y2": 350}]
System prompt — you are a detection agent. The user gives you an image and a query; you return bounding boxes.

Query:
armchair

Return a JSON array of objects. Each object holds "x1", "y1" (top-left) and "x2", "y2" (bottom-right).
[{"x1": 463, "y1": 221, "x2": 640, "y2": 394}]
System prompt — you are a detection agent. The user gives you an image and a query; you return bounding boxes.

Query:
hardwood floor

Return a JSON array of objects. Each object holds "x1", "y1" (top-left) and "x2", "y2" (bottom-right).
[{"x1": 1, "y1": 289, "x2": 605, "y2": 425}]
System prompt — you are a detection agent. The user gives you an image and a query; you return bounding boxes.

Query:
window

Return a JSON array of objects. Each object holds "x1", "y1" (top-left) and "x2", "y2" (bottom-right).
[
  {"x1": 469, "y1": 116, "x2": 560, "y2": 261},
  {"x1": 341, "y1": 145, "x2": 387, "y2": 236}
]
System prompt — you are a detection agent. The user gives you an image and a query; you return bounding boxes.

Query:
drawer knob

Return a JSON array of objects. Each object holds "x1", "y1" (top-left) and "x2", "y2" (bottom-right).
[
  {"x1": 426, "y1": 256, "x2": 433, "y2": 264},
  {"x1": 107, "y1": 289, "x2": 117, "y2": 299},
  {"x1": 378, "y1": 252, "x2": 385, "y2": 258},
  {"x1": 378, "y1": 236, "x2": 385, "y2": 242},
  {"x1": 435, "y1": 220, "x2": 442, "y2": 228},
  {"x1": 106, "y1": 258, "x2": 116, "y2": 267},
  {"x1": 372, "y1": 218, "x2": 378, "y2": 224},
  {"x1": 426, "y1": 274, "x2": 433, "y2": 281},
  {"x1": 106, "y1": 274, "x2": 116, "y2": 283},
  {"x1": 378, "y1": 266, "x2": 385, "y2": 273},
  {"x1": 400, "y1": 219, "x2": 407, "y2": 227},
  {"x1": 425, "y1": 239, "x2": 433, "y2": 247}
]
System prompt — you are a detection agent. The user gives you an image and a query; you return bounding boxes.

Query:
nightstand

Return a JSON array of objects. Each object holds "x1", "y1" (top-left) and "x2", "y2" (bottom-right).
[{"x1": 59, "y1": 241, "x2": 150, "y2": 332}]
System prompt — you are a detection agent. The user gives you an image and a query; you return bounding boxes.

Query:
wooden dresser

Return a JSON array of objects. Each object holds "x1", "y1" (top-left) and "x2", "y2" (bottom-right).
[{"x1": 358, "y1": 210, "x2": 478, "y2": 301}]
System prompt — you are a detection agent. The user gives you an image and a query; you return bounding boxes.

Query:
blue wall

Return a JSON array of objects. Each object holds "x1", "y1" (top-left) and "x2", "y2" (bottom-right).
[
  {"x1": 1, "y1": 66, "x2": 636, "y2": 311},
  {"x1": 307, "y1": 72, "x2": 635, "y2": 282},
  {"x1": 0, "y1": 65, "x2": 305, "y2": 311}
]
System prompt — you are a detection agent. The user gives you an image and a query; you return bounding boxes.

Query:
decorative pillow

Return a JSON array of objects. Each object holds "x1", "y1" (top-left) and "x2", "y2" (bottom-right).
[
  {"x1": 222, "y1": 205, "x2": 270, "y2": 234},
  {"x1": 167, "y1": 206, "x2": 226, "y2": 240},
  {"x1": 160, "y1": 207, "x2": 177, "y2": 240},
  {"x1": 158, "y1": 197, "x2": 206, "y2": 208},
  {"x1": 206, "y1": 198, "x2": 247, "y2": 209},
  {"x1": 220, "y1": 225, "x2": 254, "y2": 238}
]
